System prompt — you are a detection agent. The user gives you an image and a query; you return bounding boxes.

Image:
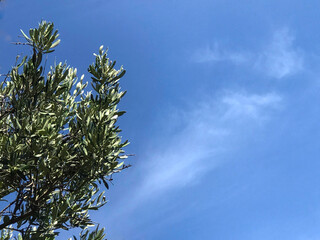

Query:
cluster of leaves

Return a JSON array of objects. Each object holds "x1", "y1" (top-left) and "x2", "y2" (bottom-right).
[
  {"x1": 0, "y1": 226, "x2": 106, "y2": 240},
  {"x1": 0, "y1": 21, "x2": 129, "y2": 239}
]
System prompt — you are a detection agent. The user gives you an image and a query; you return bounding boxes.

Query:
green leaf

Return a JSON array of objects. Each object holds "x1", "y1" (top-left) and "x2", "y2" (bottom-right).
[
  {"x1": 20, "y1": 29, "x2": 31, "y2": 42},
  {"x1": 51, "y1": 39, "x2": 60, "y2": 49}
]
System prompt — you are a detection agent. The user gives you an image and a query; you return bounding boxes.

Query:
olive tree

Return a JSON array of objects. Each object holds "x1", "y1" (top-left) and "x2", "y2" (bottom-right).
[{"x1": 0, "y1": 21, "x2": 129, "y2": 239}]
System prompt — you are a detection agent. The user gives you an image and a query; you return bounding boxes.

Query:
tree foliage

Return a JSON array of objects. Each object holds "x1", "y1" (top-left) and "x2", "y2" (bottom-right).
[{"x1": 0, "y1": 21, "x2": 129, "y2": 239}]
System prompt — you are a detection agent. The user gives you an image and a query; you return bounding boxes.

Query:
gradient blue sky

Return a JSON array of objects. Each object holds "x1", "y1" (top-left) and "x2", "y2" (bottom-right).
[{"x1": 1, "y1": 1, "x2": 320, "y2": 239}]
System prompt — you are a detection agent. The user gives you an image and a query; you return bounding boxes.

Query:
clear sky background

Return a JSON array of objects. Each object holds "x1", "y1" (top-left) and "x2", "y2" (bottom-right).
[{"x1": 1, "y1": 1, "x2": 320, "y2": 239}]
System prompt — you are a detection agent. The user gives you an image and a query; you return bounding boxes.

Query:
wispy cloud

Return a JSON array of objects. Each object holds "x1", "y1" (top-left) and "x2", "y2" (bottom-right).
[
  {"x1": 222, "y1": 92, "x2": 282, "y2": 120},
  {"x1": 120, "y1": 91, "x2": 283, "y2": 207},
  {"x1": 193, "y1": 28, "x2": 304, "y2": 79},
  {"x1": 256, "y1": 28, "x2": 304, "y2": 79},
  {"x1": 193, "y1": 42, "x2": 249, "y2": 64},
  {"x1": 103, "y1": 91, "x2": 283, "y2": 239}
]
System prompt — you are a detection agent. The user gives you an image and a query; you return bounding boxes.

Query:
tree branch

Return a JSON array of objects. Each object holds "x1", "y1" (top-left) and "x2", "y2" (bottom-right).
[{"x1": 0, "y1": 210, "x2": 34, "y2": 230}]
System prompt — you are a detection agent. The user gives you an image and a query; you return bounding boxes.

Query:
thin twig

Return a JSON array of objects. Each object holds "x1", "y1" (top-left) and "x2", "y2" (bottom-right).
[
  {"x1": 10, "y1": 42, "x2": 32, "y2": 46},
  {"x1": 0, "y1": 200, "x2": 17, "y2": 216},
  {"x1": 1, "y1": 70, "x2": 10, "y2": 86}
]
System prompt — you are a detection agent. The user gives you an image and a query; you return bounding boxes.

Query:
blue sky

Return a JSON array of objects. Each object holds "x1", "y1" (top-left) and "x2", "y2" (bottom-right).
[{"x1": 1, "y1": 0, "x2": 320, "y2": 239}]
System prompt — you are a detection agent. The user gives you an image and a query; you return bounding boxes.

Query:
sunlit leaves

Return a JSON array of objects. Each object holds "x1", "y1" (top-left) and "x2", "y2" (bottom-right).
[
  {"x1": 72, "y1": 226, "x2": 106, "y2": 240},
  {"x1": 0, "y1": 21, "x2": 129, "y2": 239},
  {"x1": 21, "y1": 21, "x2": 60, "y2": 53}
]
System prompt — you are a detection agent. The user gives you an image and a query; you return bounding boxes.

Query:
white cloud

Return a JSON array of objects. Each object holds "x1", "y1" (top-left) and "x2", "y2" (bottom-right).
[
  {"x1": 256, "y1": 28, "x2": 304, "y2": 79},
  {"x1": 103, "y1": 91, "x2": 283, "y2": 237},
  {"x1": 222, "y1": 92, "x2": 282, "y2": 120},
  {"x1": 193, "y1": 28, "x2": 304, "y2": 79},
  {"x1": 193, "y1": 42, "x2": 249, "y2": 64},
  {"x1": 130, "y1": 91, "x2": 283, "y2": 203}
]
